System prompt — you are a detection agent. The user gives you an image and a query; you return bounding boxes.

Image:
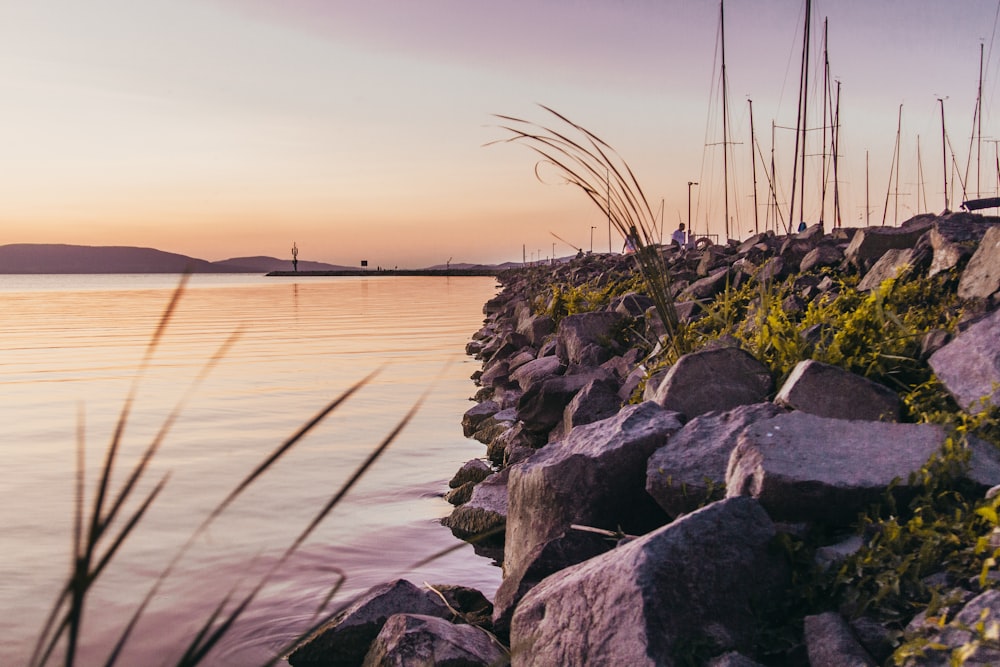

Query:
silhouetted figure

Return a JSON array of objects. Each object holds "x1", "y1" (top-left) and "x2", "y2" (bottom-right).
[
  {"x1": 671, "y1": 223, "x2": 687, "y2": 247},
  {"x1": 292, "y1": 242, "x2": 299, "y2": 273}
]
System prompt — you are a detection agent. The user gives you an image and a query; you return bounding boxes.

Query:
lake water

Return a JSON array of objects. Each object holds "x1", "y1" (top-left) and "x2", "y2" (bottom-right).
[{"x1": 0, "y1": 273, "x2": 503, "y2": 666}]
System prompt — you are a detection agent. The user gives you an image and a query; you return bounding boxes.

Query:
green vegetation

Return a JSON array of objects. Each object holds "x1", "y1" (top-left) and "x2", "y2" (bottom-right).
[{"x1": 517, "y1": 252, "x2": 999, "y2": 663}]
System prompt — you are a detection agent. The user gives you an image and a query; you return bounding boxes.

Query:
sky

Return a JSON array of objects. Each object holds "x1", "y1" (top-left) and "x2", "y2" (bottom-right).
[{"x1": 2, "y1": 0, "x2": 999, "y2": 268}]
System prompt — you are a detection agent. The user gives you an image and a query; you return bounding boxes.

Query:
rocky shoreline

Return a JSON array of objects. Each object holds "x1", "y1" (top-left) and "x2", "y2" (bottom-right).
[{"x1": 288, "y1": 213, "x2": 1000, "y2": 666}]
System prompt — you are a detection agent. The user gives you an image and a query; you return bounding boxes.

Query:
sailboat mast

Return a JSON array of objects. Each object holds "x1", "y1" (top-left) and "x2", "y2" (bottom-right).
[
  {"x1": 789, "y1": 0, "x2": 811, "y2": 229},
  {"x1": 978, "y1": 42, "x2": 984, "y2": 198},
  {"x1": 917, "y1": 135, "x2": 926, "y2": 213},
  {"x1": 799, "y1": 0, "x2": 811, "y2": 226},
  {"x1": 720, "y1": 0, "x2": 730, "y2": 241},
  {"x1": 771, "y1": 120, "x2": 779, "y2": 233},
  {"x1": 882, "y1": 104, "x2": 902, "y2": 226},
  {"x1": 833, "y1": 79, "x2": 841, "y2": 227},
  {"x1": 894, "y1": 104, "x2": 902, "y2": 223},
  {"x1": 820, "y1": 17, "x2": 829, "y2": 227},
  {"x1": 866, "y1": 149, "x2": 870, "y2": 226},
  {"x1": 939, "y1": 97, "x2": 948, "y2": 211},
  {"x1": 749, "y1": 98, "x2": 760, "y2": 235}
]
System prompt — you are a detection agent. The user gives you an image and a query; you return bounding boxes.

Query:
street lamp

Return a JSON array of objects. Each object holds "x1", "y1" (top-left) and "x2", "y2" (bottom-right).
[
  {"x1": 590, "y1": 226, "x2": 596, "y2": 253},
  {"x1": 687, "y1": 181, "x2": 699, "y2": 241}
]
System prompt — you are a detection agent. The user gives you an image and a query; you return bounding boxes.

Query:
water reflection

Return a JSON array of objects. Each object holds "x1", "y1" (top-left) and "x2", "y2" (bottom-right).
[{"x1": 0, "y1": 275, "x2": 501, "y2": 666}]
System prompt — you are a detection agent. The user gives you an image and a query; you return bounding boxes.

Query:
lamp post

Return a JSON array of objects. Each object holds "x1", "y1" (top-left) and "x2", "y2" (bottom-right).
[
  {"x1": 687, "y1": 181, "x2": 699, "y2": 239},
  {"x1": 590, "y1": 226, "x2": 596, "y2": 253}
]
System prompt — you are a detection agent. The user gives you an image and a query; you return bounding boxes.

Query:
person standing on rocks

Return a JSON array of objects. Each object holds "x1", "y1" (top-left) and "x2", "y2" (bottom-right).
[{"x1": 671, "y1": 223, "x2": 687, "y2": 248}]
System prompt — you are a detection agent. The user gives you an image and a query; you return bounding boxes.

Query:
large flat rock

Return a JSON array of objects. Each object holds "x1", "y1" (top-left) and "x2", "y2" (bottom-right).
[
  {"x1": 509, "y1": 497, "x2": 788, "y2": 667},
  {"x1": 774, "y1": 359, "x2": 901, "y2": 421},
  {"x1": 646, "y1": 402, "x2": 783, "y2": 518},
  {"x1": 651, "y1": 347, "x2": 774, "y2": 420},
  {"x1": 726, "y1": 412, "x2": 1000, "y2": 524}
]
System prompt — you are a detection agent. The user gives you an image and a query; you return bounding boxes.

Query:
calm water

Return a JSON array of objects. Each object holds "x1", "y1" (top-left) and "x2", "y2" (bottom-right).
[{"x1": 0, "y1": 274, "x2": 502, "y2": 666}]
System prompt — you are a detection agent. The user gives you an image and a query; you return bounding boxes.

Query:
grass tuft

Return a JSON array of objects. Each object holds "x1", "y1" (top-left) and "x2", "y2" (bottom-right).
[{"x1": 490, "y1": 105, "x2": 688, "y2": 357}]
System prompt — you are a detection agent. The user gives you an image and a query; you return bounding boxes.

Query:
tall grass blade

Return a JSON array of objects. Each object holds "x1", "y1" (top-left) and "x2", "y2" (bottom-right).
[
  {"x1": 165, "y1": 386, "x2": 430, "y2": 666},
  {"x1": 104, "y1": 371, "x2": 380, "y2": 666},
  {"x1": 31, "y1": 276, "x2": 192, "y2": 667},
  {"x1": 89, "y1": 273, "x2": 190, "y2": 549},
  {"x1": 491, "y1": 106, "x2": 685, "y2": 356},
  {"x1": 207, "y1": 368, "x2": 381, "y2": 527},
  {"x1": 285, "y1": 389, "x2": 427, "y2": 557}
]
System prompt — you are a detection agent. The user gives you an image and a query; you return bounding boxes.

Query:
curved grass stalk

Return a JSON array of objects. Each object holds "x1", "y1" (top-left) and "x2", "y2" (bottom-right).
[{"x1": 489, "y1": 106, "x2": 687, "y2": 357}]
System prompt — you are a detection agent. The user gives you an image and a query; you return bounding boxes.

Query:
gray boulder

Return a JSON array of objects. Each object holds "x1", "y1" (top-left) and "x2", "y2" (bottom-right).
[
  {"x1": 555, "y1": 311, "x2": 625, "y2": 366},
  {"x1": 516, "y1": 367, "x2": 615, "y2": 435},
  {"x1": 652, "y1": 347, "x2": 774, "y2": 420},
  {"x1": 680, "y1": 266, "x2": 731, "y2": 300},
  {"x1": 495, "y1": 403, "x2": 682, "y2": 630},
  {"x1": 516, "y1": 313, "x2": 555, "y2": 347},
  {"x1": 898, "y1": 589, "x2": 1000, "y2": 666},
  {"x1": 509, "y1": 497, "x2": 789, "y2": 667},
  {"x1": 508, "y1": 355, "x2": 562, "y2": 392},
  {"x1": 444, "y1": 482, "x2": 474, "y2": 506},
  {"x1": 958, "y1": 224, "x2": 1000, "y2": 298},
  {"x1": 927, "y1": 218, "x2": 994, "y2": 278},
  {"x1": 448, "y1": 459, "x2": 492, "y2": 489},
  {"x1": 550, "y1": 376, "x2": 622, "y2": 442},
  {"x1": 726, "y1": 412, "x2": 1000, "y2": 524},
  {"x1": 804, "y1": 612, "x2": 876, "y2": 667},
  {"x1": 288, "y1": 579, "x2": 450, "y2": 667},
  {"x1": 844, "y1": 218, "x2": 935, "y2": 271},
  {"x1": 646, "y1": 403, "x2": 783, "y2": 518},
  {"x1": 929, "y1": 306, "x2": 1000, "y2": 411},
  {"x1": 362, "y1": 613, "x2": 506, "y2": 667},
  {"x1": 800, "y1": 243, "x2": 845, "y2": 273},
  {"x1": 478, "y1": 360, "x2": 512, "y2": 390},
  {"x1": 774, "y1": 360, "x2": 901, "y2": 421},
  {"x1": 756, "y1": 256, "x2": 786, "y2": 285},
  {"x1": 856, "y1": 248, "x2": 913, "y2": 292},
  {"x1": 504, "y1": 401, "x2": 681, "y2": 576},
  {"x1": 462, "y1": 400, "x2": 499, "y2": 438},
  {"x1": 505, "y1": 350, "x2": 535, "y2": 374},
  {"x1": 611, "y1": 291, "x2": 654, "y2": 317},
  {"x1": 441, "y1": 468, "x2": 509, "y2": 547}
]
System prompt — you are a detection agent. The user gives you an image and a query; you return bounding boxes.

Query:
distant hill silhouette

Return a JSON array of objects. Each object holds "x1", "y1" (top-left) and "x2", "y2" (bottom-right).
[
  {"x1": 0, "y1": 244, "x2": 232, "y2": 274},
  {"x1": 425, "y1": 261, "x2": 524, "y2": 271},
  {"x1": 0, "y1": 244, "x2": 502, "y2": 274}
]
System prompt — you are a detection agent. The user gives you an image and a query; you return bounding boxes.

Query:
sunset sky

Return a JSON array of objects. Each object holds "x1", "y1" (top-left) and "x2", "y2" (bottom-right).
[{"x1": 1, "y1": 0, "x2": 999, "y2": 268}]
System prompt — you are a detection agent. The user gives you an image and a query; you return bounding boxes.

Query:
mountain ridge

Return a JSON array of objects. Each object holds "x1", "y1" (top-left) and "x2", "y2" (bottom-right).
[{"x1": 0, "y1": 243, "x2": 497, "y2": 274}]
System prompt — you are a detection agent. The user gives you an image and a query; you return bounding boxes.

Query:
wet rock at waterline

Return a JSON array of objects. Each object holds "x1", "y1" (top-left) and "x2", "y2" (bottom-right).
[
  {"x1": 362, "y1": 613, "x2": 505, "y2": 667},
  {"x1": 288, "y1": 579, "x2": 451, "y2": 667}
]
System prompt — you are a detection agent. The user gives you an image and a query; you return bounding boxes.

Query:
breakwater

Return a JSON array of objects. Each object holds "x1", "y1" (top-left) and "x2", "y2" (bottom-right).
[
  {"x1": 267, "y1": 268, "x2": 501, "y2": 277},
  {"x1": 290, "y1": 213, "x2": 1000, "y2": 666}
]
